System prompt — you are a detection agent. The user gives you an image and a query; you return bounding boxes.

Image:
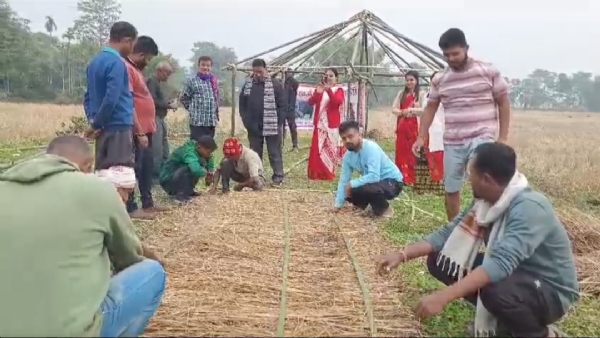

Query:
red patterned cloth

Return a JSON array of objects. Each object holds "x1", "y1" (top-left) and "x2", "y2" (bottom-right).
[
  {"x1": 394, "y1": 93, "x2": 418, "y2": 185},
  {"x1": 223, "y1": 137, "x2": 242, "y2": 158}
]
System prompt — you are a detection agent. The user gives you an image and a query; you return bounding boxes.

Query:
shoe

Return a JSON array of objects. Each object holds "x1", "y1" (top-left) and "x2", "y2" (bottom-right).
[
  {"x1": 288, "y1": 147, "x2": 299, "y2": 152},
  {"x1": 129, "y1": 209, "x2": 157, "y2": 220},
  {"x1": 173, "y1": 195, "x2": 192, "y2": 205},
  {"x1": 271, "y1": 181, "x2": 283, "y2": 187},
  {"x1": 190, "y1": 191, "x2": 202, "y2": 197}
]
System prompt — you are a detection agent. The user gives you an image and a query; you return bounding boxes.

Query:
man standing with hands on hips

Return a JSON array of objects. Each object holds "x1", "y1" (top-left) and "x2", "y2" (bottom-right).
[{"x1": 412, "y1": 28, "x2": 511, "y2": 221}]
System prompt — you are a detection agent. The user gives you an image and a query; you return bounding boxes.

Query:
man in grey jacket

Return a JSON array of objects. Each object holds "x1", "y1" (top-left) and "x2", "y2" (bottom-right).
[{"x1": 146, "y1": 61, "x2": 177, "y2": 177}]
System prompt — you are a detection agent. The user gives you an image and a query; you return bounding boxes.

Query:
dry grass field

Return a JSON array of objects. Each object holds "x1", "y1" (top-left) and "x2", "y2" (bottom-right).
[{"x1": 1, "y1": 101, "x2": 600, "y2": 336}]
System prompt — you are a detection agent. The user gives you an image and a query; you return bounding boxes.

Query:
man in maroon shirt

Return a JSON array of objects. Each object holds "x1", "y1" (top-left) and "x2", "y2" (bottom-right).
[{"x1": 124, "y1": 36, "x2": 168, "y2": 219}]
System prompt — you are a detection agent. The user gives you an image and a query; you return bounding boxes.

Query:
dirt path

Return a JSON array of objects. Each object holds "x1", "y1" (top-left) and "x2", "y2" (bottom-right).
[{"x1": 141, "y1": 190, "x2": 420, "y2": 337}]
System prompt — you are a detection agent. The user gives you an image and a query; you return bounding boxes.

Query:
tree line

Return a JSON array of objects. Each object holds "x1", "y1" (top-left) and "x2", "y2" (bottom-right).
[{"x1": 1, "y1": 0, "x2": 599, "y2": 112}]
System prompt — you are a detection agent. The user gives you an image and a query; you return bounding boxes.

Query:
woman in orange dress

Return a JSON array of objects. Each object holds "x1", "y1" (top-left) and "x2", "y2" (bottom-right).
[
  {"x1": 307, "y1": 68, "x2": 345, "y2": 181},
  {"x1": 392, "y1": 71, "x2": 421, "y2": 185}
]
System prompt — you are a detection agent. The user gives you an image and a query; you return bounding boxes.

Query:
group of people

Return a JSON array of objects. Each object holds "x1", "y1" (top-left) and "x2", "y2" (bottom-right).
[{"x1": 0, "y1": 19, "x2": 580, "y2": 337}]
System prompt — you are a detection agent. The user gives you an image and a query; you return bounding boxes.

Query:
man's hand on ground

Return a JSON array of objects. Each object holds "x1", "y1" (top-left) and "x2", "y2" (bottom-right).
[
  {"x1": 414, "y1": 292, "x2": 448, "y2": 319},
  {"x1": 373, "y1": 251, "x2": 406, "y2": 276}
]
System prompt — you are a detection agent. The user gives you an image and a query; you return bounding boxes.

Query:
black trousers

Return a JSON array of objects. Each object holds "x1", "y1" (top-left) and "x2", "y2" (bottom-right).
[
  {"x1": 126, "y1": 133, "x2": 154, "y2": 212},
  {"x1": 160, "y1": 166, "x2": 200, "y2": 198},
  {"x1": 282, "y1": 110, "x2": 298, "y2": 148},
  {"x1": 346, "y1": 179, "x2": 403, "y2": 216},
  {"x1": 248, "y1": 131, "x2": 284, "y2": 183},
  {"x1": 218, "y1": 158, "x2": 265, "y2": 191},
  {"x1": 426, "y1": 252, "x2": 566, "y2": 337},
  {"x1": 190, "y1": 125, "x2": 216, "y2": 140},
  {"x1": 94, "y1": 129, "x2": 134, "y2": 170}
]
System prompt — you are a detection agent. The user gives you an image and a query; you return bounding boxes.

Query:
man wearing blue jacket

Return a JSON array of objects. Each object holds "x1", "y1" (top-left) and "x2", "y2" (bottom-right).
[
  {"x1": 333, "y1": 121, "x2": 404, "y2": 218},
  {"x1": 83, "y1": 21, "x2": 139, "y2": 170}
]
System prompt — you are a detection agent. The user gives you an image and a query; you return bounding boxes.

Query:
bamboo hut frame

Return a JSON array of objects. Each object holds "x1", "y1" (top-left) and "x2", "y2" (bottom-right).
[{"x1": 223, "y1": 10, "x2": 446, "y2": 136}]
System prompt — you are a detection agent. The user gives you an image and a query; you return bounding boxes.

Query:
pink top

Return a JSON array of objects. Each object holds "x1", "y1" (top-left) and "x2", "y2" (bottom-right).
[{"x1": 428, "y1": 59, "x2": 509, "y2": 145}]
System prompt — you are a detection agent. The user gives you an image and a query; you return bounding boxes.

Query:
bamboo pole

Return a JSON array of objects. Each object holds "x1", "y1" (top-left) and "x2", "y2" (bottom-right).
[
  {"x1": 230, "y1": 69, "x2": 237, "y2": 137},
  {"x1": 270, "y1": 27, "x2": 341, "y2": 67},
  {"x1": 232, "y1": 18, "x2": 359, "y2": 67}
]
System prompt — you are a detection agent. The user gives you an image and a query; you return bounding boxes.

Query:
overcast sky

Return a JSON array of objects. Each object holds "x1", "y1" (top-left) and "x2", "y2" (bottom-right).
[{"x1": 10, "y1": 0, "x2": 600, "y2": 78}]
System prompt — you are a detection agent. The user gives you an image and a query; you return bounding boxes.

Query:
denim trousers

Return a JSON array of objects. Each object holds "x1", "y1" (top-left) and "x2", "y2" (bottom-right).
[{"x1": 100, "y1": 259, "x2": 166, "y2": 337}]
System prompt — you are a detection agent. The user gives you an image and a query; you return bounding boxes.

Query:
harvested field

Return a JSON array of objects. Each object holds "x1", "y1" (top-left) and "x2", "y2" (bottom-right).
[{"x1": 142, "y1": 190, "x2": 420, "y2": 337}]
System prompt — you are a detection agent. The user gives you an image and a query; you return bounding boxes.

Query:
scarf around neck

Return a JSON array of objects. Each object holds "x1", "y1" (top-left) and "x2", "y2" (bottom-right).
[
  {"x1": 242, "y1": 76, "x2": 278, "y2": 136},
  {"x1": 197, "y1": 72, "x2": 220, "y2": 118},
  {"x1": 436, "y1": 172, "x2": 529, "y2": 337}
]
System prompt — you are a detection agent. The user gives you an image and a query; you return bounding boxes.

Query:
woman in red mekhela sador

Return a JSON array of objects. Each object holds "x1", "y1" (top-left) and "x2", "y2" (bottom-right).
[
  {"x1": 393, "y1": 71, "x2": 421, "y2": 185},
  {"x1": 307, "y1": 67, "x2": 345, "y2": 181},
  {"x1": 392, "y1": 70, "x2": 444, "y2": 185}
]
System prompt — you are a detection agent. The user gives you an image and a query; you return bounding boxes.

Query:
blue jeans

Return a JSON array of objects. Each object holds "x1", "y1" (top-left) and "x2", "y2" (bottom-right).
[
  {"x1": 127, "y1": 133, "x2": 155, "y2": 212},
  {"x1": 100, "y1": 259, "x2": 166, "y2": 337},
  {"x1": 443, "y1": 137, "x2": 494, "y2": 193}
]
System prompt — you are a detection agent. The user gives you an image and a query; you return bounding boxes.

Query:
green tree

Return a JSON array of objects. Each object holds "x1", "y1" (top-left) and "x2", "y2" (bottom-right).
[{"x1": 72, "y1": 0, "x2": 121, "y2": 46}]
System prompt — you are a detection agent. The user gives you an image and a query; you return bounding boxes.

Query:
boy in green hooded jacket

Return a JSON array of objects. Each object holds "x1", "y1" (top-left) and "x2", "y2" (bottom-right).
[{"x1": 159, "y1": 135, "x2": 217, "y2": 202}]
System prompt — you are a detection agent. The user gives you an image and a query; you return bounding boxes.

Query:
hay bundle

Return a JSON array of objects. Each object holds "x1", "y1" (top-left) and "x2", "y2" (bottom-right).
[
  {"x1": 575, "y1": 250, "x2": 600, "y2": 296},
  {"x1": 558, "y1": 207, "x2": 600, "y2": 253}
]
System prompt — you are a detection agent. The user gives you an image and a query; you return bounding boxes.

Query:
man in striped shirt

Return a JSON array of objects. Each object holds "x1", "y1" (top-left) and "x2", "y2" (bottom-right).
[{"x1": 413, "y1": 28, "x2": 511, "y2": 221}]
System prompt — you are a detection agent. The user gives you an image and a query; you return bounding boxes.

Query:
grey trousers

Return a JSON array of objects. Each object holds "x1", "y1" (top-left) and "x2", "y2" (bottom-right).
[
  {"x1": 248, "y1": 130, "x2": 284, "y2": 183},
  {"x1": 152, "y1": 117, "x2": 169, "y2": 177},
  {"x1": 94, "y1": 129, "x2": 134, "y2": 170}
]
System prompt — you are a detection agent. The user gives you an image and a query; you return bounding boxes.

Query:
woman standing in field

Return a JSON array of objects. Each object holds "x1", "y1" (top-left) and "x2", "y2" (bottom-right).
[
  {"x1": 307, "y1": 67, "x2": 345, "y2": 181},
  {"x1": 392, "y1": 70, "x2": 422, "y2": 185},
  {"x1": 392, "y1": 71, "x2": 445, "y2": 184}
]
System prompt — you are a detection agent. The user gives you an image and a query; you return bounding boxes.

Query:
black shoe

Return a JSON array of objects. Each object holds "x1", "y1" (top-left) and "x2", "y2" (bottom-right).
[{"x1": 173, "y1": 195, "x2": 192, "y2": 205}]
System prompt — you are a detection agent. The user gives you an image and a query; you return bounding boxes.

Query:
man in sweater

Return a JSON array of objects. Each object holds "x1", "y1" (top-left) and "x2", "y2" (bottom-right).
[
  {"x1": 180, "y1": 55, "x2": 220, "y2": 140},
  {"x1": 333, "y1": 121, "x2": 404, "y2": 218},
  {"x1": 375, "y1": 142, "x2": 578, "y2": 337},
  {"x1": 412, "y1": 28, "x2": 512, "y2": 221},
  {"x1": 83, "y1": 21, "x2": 138, "y2": 170},
  {"x1": 282, "y1": 68, "x2": 300, "y2": 151},
  {"x1": 239, "y1": 58, "x2": 287, "y2": 186},
  {"x1": 159, "y1": 135, "x2": 217, "y2": 203},
  {"x1": 0, "y1": 135, "x2": 165, "y2": 337},
  {"x1": 147, "y1": 61, "x2": 177, "y2": 177},
  {"x1": 209, "y1": 137, "x2": 265, "y2": 193},
  {"x1": 123, "y1": 36, "x2": 165, "y2": 220}
]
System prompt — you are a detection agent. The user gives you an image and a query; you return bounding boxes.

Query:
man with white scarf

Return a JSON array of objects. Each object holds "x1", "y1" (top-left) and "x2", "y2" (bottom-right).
[{"x1": 374, "y1": 142, "x2": 578, "y2": 337}]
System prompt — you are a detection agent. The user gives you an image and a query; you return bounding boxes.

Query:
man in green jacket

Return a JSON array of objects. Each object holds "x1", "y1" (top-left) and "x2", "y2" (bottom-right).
[
  {"x1": 0, "y1": 135, "x2": 166, "y2": 337},
  {"x1": 159, "y1": 135, "x2": 217, "y2": 202},
  {"x1": 374, "y1": 142, "x2": 578, "y2": 338}
]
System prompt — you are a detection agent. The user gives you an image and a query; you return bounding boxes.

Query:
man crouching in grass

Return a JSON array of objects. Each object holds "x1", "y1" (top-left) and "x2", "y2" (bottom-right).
[
  {"x1": 209, "y1": 137, "x2": 265, "y2": 193},
  {"x1": 159, "y1": 135, "x2": 217, "y2": 203},
  {"x1": 332, "y1": 120, "x2": 404, "y2": 218},
  {"x1": 374, "y1": 142, "x2": 578, "y2": 337},
  {"x1": 0, "y1": 135, "x2": 166, "y2": 337}
]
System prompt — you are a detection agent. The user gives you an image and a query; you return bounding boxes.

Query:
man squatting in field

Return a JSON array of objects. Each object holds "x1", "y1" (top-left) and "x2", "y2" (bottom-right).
[
  {"x1": 209, "y1": 137, "x2": 266, "y2": 193},
  {"x1": 375, "y1": 142, "x2": 577, "y2": 338}
]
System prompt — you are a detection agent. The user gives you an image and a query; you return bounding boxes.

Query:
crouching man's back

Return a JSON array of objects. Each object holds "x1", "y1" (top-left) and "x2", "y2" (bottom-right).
[{"x1": 0, "y1": 154, "x2": 142, "y2": 336}]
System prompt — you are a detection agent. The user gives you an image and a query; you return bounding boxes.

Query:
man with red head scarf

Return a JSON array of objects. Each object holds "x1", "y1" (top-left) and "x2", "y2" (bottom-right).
[{"x1": 209, "y1": 138, "x2": 265, "y2": 193}]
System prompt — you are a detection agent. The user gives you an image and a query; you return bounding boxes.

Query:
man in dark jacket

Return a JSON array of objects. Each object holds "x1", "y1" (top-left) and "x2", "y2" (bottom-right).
[
  {"x1": 239, "y1": 58, "x2": 287, "y2": 185},
  {"x1": 282, "y1": 68, "x2": 299, "y2": 151},
  {"x1": 147, "y1": 61, "x2": 177, "y2": 177}
]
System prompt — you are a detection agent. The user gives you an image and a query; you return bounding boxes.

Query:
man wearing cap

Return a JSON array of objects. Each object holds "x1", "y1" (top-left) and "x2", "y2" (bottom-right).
[{"x1": 209, "y1": 137, "x2": 265, "y2": 193}]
